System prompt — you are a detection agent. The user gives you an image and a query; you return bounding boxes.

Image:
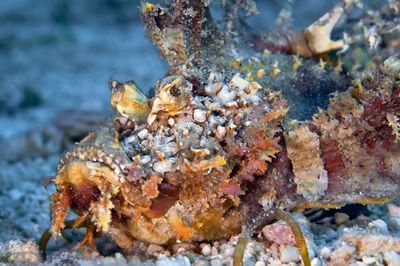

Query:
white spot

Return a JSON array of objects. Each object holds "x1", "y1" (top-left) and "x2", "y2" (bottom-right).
[
  {"x1": 113, "y1": 168, "x2": 121, "y2": 175},
  {"x1": 216, "y1": 126, "x2": 226, "y2": 140},
  {"x1": 138, "y1": 129, "x2": 149, "y2": 140},
  {"x1": 215, "y1": 85, "x2": 235, "y2": 103},
  {"x1": 193, "y1": 109, "x2": 207, "y2": 123},
  {"x1": 230, "y1": 73, "x2": 250, "y2": 91},
  {"x1": 168, "y1": 118, "x2": 175, "y2": 127},
  {"x1": 140, "y1": 155, "x2": 151, "y2": 165},
  {"x1": 147, "y1": 114, "x2": 157, "y2": 126}
]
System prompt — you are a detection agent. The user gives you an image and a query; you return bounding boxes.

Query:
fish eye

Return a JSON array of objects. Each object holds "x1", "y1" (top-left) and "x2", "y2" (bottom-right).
[{"x1": 169, "y1": 85, "x2": 181, "y2": 97}]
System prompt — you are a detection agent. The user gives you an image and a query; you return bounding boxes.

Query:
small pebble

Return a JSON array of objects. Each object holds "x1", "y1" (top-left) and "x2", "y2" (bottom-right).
[
  {"x1": 193, "y1": 258, "x2": 209, "y2": 266},
  {"x1": 311, "y1": 258, "x2": 322, "y2": 266},
  {"x1": 215, "y1": 126, "x2": 226, "y2": 140},
  {"x1": 269, "y1": 243, "x2": 279, "y2": 260},
  {"x1": 168, "y1": 118, "x2": 175, "y2": 127},
  {"x1": 383, "y1": 251, "x2": 400, "y2": 266},
  {"x1": 388, "y1": 204, "x2": 400, "y2": 217},
  {"x1": 6, "y1": 240, "x2": 42, "y2": 263},
  {"x1": 334, "y1": 212, "x2": 349, "y2": 225},
  {"x1": 369, "y1": 219, "x2": 388, "y2": 233},
  {"x1": 362, "y1": 256, "x2": 377, "y2": 264},
  {"x1": 140, "y1": 155, "x2": 151, "y2": 165},
  {"x1": 307, "y1": 246, "x2": 316, "y2": 260},
  {"x1": 279, "y1": 245, "x2": 300, "y2": 263},
  {"x1": 211, "y1": 246, "x2": 218, "y2": 256},
  {"x1": 320, "y1": 247, "x2": 331, "y2": 260},
  {"x1": 146, "y1": 244, "x2": 164, "y2": 255},
  {"x1": 324, "y1": 228, "x2": 338, "y2": 241},
  {"x1": 138, "y1": 128, "x2": 149, "y2": 139},
  {"x1": 221, "y1": 244, "x2": 235, "y2": 258},
  {"x1": 388, "y1": 216, "x2": 400, "y2": 231},
  {"x1": 201, "y1": 244, "x2": 212, "y2": 256},
  {"x1": 255, "y1": 261, "x2": 265, "y2": 266},
  {"x1": 262, "y1": 222, "x2": 296, "y2": 246},
  {"x1": 269, "y1": 261, "x2": 281, "y2": 266},
  {"x1": 351, "y1": 262, "x2": 368, "y2": 266},
  {"x1": 193, "y1": 109, "x2": 207, "y2": 123}
]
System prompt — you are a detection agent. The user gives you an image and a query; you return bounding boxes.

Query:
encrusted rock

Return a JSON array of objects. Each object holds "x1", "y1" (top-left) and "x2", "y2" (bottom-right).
[
  {"x1": 329, "y1": 228, "x2": 400, "y2": 265},
  {"x1": 200, "y1": 244, "x2": 212, "y2": 257},
  {"x1": 279, "y1": 245, "x2": 300, "y2": 263},
  {"x1": 193, "y1": 109, "x2": 207, "y2": 123},
  {"x1": 334, "y1": 212, "x2": 349, "y2": 225},
  {"x1": 5, "y1": 240, "x2": 42, "y2": 263},
  {"x1": 262, "y1": 221, "x2": 296, "y2": 246},
  {"x1": 311, "y1": 257, "x2": 322, "y2": 266},
  {"x1": 388, "y1": 217, "x2": 400, "y2": 232},
  {"x1": 320, "y1": 247, "x2": 332, "y2": 260},
  {"x1": 383, "y1": 251, "x2": 400, "y2": 266},
  {"x1": 388, "y1": 204, "x2": 400, "y2": 217},
  {"x1": 369, "y1": 219, "x2": 389, "y2": 234}
]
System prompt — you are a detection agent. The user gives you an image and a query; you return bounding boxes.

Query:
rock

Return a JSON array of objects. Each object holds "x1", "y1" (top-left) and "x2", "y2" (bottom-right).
[
  {"x1": 138, "y1": 128, "x2": 149, "y2": 139},
  {"x1": 334, "y1": 212, "x2": 349, "y2": 225},
  {"x1": 221, "y1": 244, "x2": 235, "y2": 258},
  {"x1": 156, "y1": 255, "x2": 191, "y2": 266},
  {"x1": 255, "y1": 261, "x2": 266, "y2": 266},
  {"x1": 388, "y1": 216, "x2": 400, "y2": 231},
  {"x1": 311, "y1": 257, "x2": 322, "y2": 266},
  {"x1": 388, "y1": 204, "x2": 400, "y2": 217},
  {"x1": 352, "y1": 262, "x2": 368, "y2": 266},
  {"x1": 5, "y1": 240, "x2": 42, "y2": 263},
  {"x1": 193, "y1": 109, "x2": 207, "y2": 123},
  {"x1": 71, "y1": 243, "x2": 102, "y2": 260},
  {"x1": 262, "y1": 221, "x2": 296, "y2": 246},
  {"x1": 361, "y1": 256, "x2": 377, "y2": 264},
  {"x1": 307, "y1": 245, "x2": 316, "y2": 260},
  {"x1": 193, "y1": 258, "x2": 209, "y2": 266},
  {"x1": 320, "y1": 247, "x2": 331, "y2": 260},
  {"x1": 383, "y1": 251, "x2": 400, "y2": 266},
  {"x1": 211, "y1": 246, "x2": 218, "y2": 256},
  {"x1": 369, "y1": 219, "x2": 389, "y2": 234},
  {"x1": 200, "y1": 244, "x2": 212, "y2": 256},
  {"x1": 269, "y1": 243, "x2": 280, "y2": 260},
  {"x1": 171, "y1": 243, "x2": 196, "y2": 255},
  {"x1": 168, "y1": 118, "x2": 175, "y2": 127},
  {"x1": 146, "y1": 244, "x2": 164, "y2": 255},
  {"x1": 215, "y1": 126, "x2": 226, "y2": 141},
  {"x1": 279, "y1": 245, "x2": 300, "y2": 263},
  {"x1": 324, "y1": 228, "x2": 338, "y2": 241},
  {"x1": 328, "y1": 228, "x2": 400, "y2": 265},
  {"x1": 340, "y1": 230, "x2": 400, "y2": 255},
  {"x1": 329, "y1": 244, "x2": 357, "y2": 266}
]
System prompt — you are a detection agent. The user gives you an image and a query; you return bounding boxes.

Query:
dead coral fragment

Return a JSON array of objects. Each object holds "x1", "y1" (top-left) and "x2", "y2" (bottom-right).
[
  {"x1": 329, "y1": 228, "x2": 400, "y2": 266},
  {"x1": 5, "y1": 240, "x2": 42, "y2": 263}
]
